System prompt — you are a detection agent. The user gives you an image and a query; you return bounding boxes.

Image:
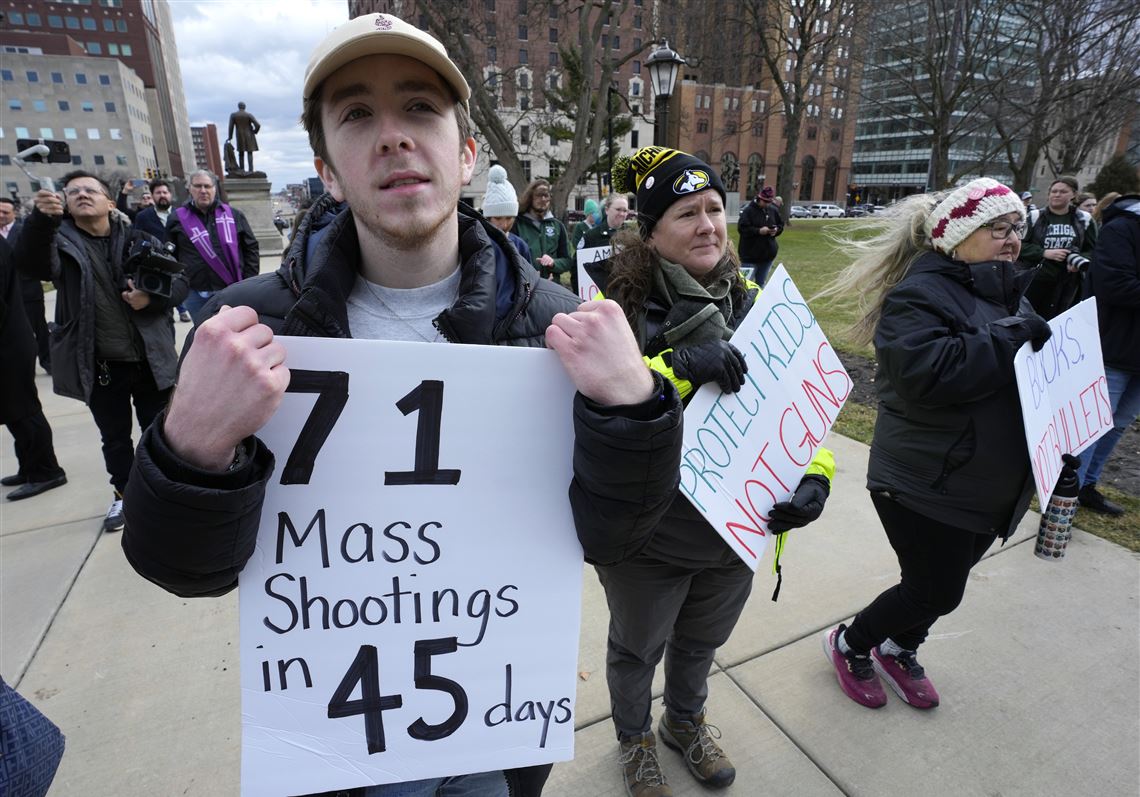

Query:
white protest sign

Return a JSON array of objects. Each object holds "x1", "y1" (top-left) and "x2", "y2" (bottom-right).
[
  {"x1": 576, "y1": 245, "x2": 609, "y2": 302},
  {"x1": 1014, "y1": 298, "x2": 1111, "y2": 507},
  {"x1": 679, "y1": 266, "x2": 852, "y2": 570},
  {"x1": 239, "y1": 337, "x2": 582, "y2": 797}
]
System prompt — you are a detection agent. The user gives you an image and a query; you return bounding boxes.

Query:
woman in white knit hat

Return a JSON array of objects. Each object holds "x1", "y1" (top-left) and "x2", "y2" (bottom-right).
[
  {"x1": 480, "y1": 164, "x2": 532, "y2": 262},
  {"x1": 818, "y1": 178, "x2": 1053, "y2": 710}
]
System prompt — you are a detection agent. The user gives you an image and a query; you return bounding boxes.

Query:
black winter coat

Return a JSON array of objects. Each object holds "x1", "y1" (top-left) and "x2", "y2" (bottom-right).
[
  {"x1": 1087, "y1": 195, "x2": 1140, "y2": 374},
  {"x1": 0, "y1": 236, "x2": 41, "y2": 423},
  {"x1": 737, "y1": 199, "x2": 782, "y2": 263},
  {"x1": 167, "y1": 199, "x2": 260, "y2": 291},
  {"x1": 122, "y1": 196, "x2": 683, "y2": 797},
  {"x1": 868, "y1": 251, "x2": 1043, "y2": 538},
  {"x1": 11, "y1": 209, "x2": 188, "y2": 402}
]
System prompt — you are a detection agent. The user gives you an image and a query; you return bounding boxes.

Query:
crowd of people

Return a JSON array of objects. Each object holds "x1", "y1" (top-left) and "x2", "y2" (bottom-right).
[{"x1": 1, "y1": 10, "x2": 1137, "y2": 797}]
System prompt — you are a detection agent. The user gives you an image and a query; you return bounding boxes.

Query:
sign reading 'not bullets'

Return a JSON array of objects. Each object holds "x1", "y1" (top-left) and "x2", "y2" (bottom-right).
[
  {"x1": 238, "y1": 338, "x2": 583, "y2": 797},
  {"x1": 1014, "y1": 298, "x2": 1112, "y2": 507},
  {"x1": 679, "y1": 266, "x2": 852, "y2": 570}
]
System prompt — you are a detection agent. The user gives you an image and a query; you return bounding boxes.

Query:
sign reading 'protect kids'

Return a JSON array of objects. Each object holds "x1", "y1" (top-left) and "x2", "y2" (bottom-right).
[
  {"x1": 679, "y1": 266, "x2": 852, "y2": 570},
  {"x1": 238, "y1": 338, "x2": 583, "y2": 796}
]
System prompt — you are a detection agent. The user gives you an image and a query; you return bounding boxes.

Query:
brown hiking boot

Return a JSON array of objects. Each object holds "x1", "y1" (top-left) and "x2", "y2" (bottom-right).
[
  {"x1": 617, "y1": 730, "x2": 673, "y2": 797},
  {"x1": 658, "y1": 710, "x2": 736, "y2": 788}
]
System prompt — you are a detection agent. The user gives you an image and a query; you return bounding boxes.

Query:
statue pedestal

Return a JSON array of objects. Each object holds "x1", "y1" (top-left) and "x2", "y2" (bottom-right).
[{"x1": 224, "y1": 177, "x2": 282, "y2": 257}]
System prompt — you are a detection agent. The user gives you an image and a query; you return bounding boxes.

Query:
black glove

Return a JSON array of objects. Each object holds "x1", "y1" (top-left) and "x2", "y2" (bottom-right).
[
  {"x1": 768, "y1": 474, "x2": 830, "y2": 532},
  {"x1": 670, "y1": 340, "x2": 748, "y2": 394},
  {"x1": 1020, "y1": 312, "x2": 1052, "y2": 352}
]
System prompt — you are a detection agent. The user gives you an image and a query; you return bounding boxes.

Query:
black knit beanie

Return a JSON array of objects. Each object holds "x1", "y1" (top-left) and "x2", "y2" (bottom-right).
[{"x1": 611, "y1": 146, "x2": 726, "y2": 238}]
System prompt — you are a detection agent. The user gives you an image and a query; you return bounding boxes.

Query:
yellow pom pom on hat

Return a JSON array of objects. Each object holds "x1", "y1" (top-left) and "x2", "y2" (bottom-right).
[{"x1": 612, "y1": 145, "x2": 726, "y2": 237}]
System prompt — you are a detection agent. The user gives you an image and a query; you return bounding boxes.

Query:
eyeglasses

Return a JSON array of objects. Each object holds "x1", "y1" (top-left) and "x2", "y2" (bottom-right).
[
  {"x1": 533, "y1": 191, "x2": 551, "y2": 198},
  {"x1": 980, "y1": 220, "x2": 1027, "y2": 239},
  {"x1": 191, "y1": 184, "x2": 214, "y2": 190},
  {"x1": 64, "y1": 186, "x2": 106, "y2": 198}
]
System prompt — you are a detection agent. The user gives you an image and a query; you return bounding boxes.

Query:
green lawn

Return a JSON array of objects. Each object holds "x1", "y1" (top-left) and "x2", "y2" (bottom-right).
[{"x1": 732, "y1": 219, "x2": 1140, "y2": 552}]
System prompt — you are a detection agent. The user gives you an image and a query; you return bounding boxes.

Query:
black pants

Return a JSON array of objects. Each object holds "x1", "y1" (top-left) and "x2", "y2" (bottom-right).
[
  {"x1": 6, "y1": 409, "x2": 64, "y2": 482},
  {"x1": 86, "y1": 360, "x2": 170, "y2": 495},
  {"x1": 844, "y1": 492, "x2": 997, "y2": 654},
  {"x1": 24, "y1": 295, "x2": 51, "y2": 372}
]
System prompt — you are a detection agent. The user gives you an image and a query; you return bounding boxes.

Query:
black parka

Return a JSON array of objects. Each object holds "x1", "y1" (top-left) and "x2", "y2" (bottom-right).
[
  {"x1": 1087, "y1": 195, "x2": 1140, "y2": 374},
  {"x1": 868, "y1": 250, "x2": 1045, "y2": 538}
]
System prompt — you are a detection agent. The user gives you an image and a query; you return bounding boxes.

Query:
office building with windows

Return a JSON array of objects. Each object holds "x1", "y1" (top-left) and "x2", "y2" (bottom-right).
[
  {"x1": 1, "y1": 0, "x2": 196, "y2": 177},
  {"x1": 190, "y1": 123, "x2": 223, "y2": 178},
  {"x1": 0, "y1": 50, "x2": 157, "y2": 198}
]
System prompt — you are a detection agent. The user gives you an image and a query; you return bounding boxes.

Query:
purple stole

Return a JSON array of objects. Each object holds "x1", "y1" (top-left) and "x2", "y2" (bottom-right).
[{"x1": 175, "y1": 203, "x2": 242, "y2": 285}]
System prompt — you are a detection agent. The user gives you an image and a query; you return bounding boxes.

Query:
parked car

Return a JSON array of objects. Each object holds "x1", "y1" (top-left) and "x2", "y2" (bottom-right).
[
  {"x1": 845, "y1": 206, "x2": 869, "y2": 218},
  {"x1": 789, "y1": 205, "x2": 811, "y2": 219},
  {"x1": 808, "y1": 203, "x2": 845, "y2": 218}
]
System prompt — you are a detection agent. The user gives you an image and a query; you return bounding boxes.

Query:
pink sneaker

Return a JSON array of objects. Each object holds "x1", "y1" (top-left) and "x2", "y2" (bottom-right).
[
  {"x1": 871, "y1": 647, "x2": 940, "y2": 709},
  {"x1": 822, "y1": 624, "x2": 887, "y2": 708}
]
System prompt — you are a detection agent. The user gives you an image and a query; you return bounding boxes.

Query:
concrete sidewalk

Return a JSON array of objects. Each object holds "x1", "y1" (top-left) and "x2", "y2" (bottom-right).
[{"x1": 2, "y1": 255, "x2": 1137, "y2": 796}]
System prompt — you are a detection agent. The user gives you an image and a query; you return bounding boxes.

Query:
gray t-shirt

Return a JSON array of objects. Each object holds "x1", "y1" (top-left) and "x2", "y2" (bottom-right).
[{"x1": 345, "y1": 266, "x2": 461, "y2": 342}]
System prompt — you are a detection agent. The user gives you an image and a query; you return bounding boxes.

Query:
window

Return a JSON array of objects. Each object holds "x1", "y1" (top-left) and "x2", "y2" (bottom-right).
[
  {"x1": 116, "y1": 19, "x2": 127, "y2": 32},
  {"x1": 66, "y1": 16, "x2": 80, "y2": 28},
  {"x1": 1, "y1": 70, "x2": 12, "y2": 81},
  {"x1": 105, "y1": 101, "x2": 116, "y2": 112},
  {"x1": 830, "y1": 127, "x2": 840, "y2": 141},
  {"x1": 33, "y1": 100, "x2": 46, "y2": 111},
  {"x1": 26, "y1": 70, "x2": 39, "y2": 82},
  {"x1": 517, "y1": 0, "x2": 527, "y2": 13},
  {"x1": 8, "y1": 100, "x2": 22, "y2": 111},
  {"x1": 549, "y1": 133, "x2": 558, "y2": 146},
  {"x1": 613, "y1": 35, "x2": 620, "y2": 48},
  {"x1": 634, "y1": 14, "x2": 642, "y2": 28},
  {"x1": 633, "y1": 60, "x2": 641, "y2": 74},
  {"x1": 64, "y1": 128, "x2": 78, "y2": 139},
  {"x1": 103, "y1": 18, "x2": 115, "y2": 31},
  {"x1": 71, "y1": 155, "x2": 82, "y2": 165},
  {"x1": 52, "y1": 72, "x2": 64, "y2": 83},
  {"x1": 807, "y1": 126, "x2": 817, "y2": 140},
  {"x1": 549, "y1": 4, "x2": 558, "y2": 17},
  {"x1": 76, "y1": 74, "x2": 87, "y2": 88},
  {"x1": 630, "y1": 130, "x2": 639, "y2": 147},
  {"x1": 117, "y1": 155, "x2": 128, "y2": 166},
  {"x1": 518, "y1": 25, "x2": 527, "y2": 40},
  {"x1": 83, "y1": 17, "x2": 97, "y2": 29},
  {"x1": 88, "y1": 128, "x2": 101, "y2": 139},
  {"x1": 548, "y1": 51, "x2": 558, "y2": 66},
  {"x1": 59, "y1": 100, "x2": 71, "y2": 111},
  {"x1": 634, "y1": 37, "x2": 641, "y2": 49},
  {"x1": 631, "y1": 81, "x2": 641, "y2": 96},
  {"x1": 107, "y1": 43, "x2": 118, "y2": 54},
  {"x1": 40, "y1": 127, "x2": 54, "y2": 138},
  {"x1": 82, "y1": 101, "x2": 95, "y2": 112},
  {"x1": 520, "y1": 95, "x2": 529, "y2": 110},
  {"x1": 484, "y1": 0, "x2": 495, "y2": 9},
  {"x1": 697, "y1": 119, "x2": 709, "y2": 133},
  {"x1": 93, "y1": 155, "x2": 105, "y2": 165},
  {"x1": 487, "y1": 21, "x2": 495, "y2": 36},
  {"x1": 519, "y1": 48, "x2": 528, "y2": 63},
  {"x1": 120, "y1": 44, "x2": 132, "y2": 56},
  {"x1": 549, "y1": 27, "x2": 557, "y2": 42},
  {"x1": 724, "y1": 97, "x2": 730, "y2": 110},
  {"x1": 704, "y1": 95, "x2": 711, "y2": 109},
  {"x1": 548, "y1": 72, "x2": 559, "y2": 90},
  {"x1": 26, "y1": 13, "x2": 42, "y2": 25},
  {"x1": 522, "y1": 160, "x2": 531, "y2": 182},
  {"x1": 49, "y1": 15, "x2": 64, "y2": 27},
  {"x1": 88, "y1": 42, "x2": 103, "y2": 54},
  {"x1": 8, "y1": 13, "x2": 23, "y2": 25},
  {"x1": 487, "y1": 45, "x2": 497, "y2": 62},
  {"x1": 99, "y1": 74, "x2": 111, "y2": 85},
  {"x1": 520, "y1": 124, "x2": 530, "y2": 144},
  {"x1": 753, "y1": 123, "x2": 764, "y2": 137}
]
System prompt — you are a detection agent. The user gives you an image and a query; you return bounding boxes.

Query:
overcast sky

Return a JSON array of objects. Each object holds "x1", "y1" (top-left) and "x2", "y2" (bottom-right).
[{"x1": 171, "y1": 1, "x2": 349, "y2": 191}]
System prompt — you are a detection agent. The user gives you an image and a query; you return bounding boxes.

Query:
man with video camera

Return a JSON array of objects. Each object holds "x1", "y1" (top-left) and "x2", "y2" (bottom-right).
[
  {"x1": 11, "y1": 170, "x2": 188, "y2": 532},
  {"x1": 1021, "y1": 175, "x2": 1097, "y2": 319}
]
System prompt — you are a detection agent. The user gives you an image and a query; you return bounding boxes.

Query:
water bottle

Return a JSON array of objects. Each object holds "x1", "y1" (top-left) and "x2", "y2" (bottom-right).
[{"x1": 1035, "y1": 454, "x2": 1081, "y2": 561}]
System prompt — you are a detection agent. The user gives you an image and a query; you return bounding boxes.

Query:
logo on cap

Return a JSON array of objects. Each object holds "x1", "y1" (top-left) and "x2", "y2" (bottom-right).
[
  {"x1": 375, "y1": 15, "x2": 393, "y2": 30},
  {"x1": 673, "y1": 170, "x2": 710, "y2": 195}
]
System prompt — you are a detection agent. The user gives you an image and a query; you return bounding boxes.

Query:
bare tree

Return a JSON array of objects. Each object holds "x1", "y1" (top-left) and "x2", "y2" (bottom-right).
[
  {"x1": 418, "y1": 0, "x2": 644, "y2": 213},
  {"x1": 987, "y1": 0, "x2": 1140, "y2": 189},
  {"x1": 739, "y1": 0, "x2": 852, "y2": 217}
]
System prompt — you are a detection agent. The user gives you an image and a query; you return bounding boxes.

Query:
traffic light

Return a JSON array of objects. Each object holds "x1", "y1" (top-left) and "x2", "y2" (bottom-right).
[{"x1": 145, "y1": 168, "x2": 153, "y2": 179}]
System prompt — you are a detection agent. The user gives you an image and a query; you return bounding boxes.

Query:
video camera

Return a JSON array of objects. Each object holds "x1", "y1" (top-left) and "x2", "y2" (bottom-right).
[{"x1": 125, "y1": 240, "x2": 183, "y2": 298}]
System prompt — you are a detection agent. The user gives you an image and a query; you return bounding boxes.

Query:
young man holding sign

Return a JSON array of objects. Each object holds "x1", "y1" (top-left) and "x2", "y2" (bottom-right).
[{"x1": 121, "y1": 14, "x2": 683, "y2": 797}]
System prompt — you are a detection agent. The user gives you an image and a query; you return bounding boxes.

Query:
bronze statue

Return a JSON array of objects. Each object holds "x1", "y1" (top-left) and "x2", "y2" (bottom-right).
[{"x1": 227, "y1": 102, "x2": 260, "y2": 173}]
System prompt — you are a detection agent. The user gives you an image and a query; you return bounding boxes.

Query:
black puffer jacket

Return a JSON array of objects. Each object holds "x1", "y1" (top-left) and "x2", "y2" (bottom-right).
[
  {"x1": 868, "y1": 251, "x2": 1043, "y2": 538},
  {"x1": 11, "y1": 209, "x2": 187, "y2": 401},
  {"x1": 1087, "y1": 195, "x2": 1140, "y2": 374},
  {"x1": 122, "y1": 197, "x2": 683, "y2": 797}
]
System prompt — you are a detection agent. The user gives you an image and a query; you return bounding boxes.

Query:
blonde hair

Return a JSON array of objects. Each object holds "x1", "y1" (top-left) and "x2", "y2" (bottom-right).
[{"x1": 815, "y1": 192, "x2": 941, "y2": 346}]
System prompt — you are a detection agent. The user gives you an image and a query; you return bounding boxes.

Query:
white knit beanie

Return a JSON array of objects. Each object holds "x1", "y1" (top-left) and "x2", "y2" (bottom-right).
[
  {"x1": 481, "y1": 164, "x2": 519, "y2": 218},
  {"x1": 924, "y1": 178, "x2": 1025, "y2": 254}
]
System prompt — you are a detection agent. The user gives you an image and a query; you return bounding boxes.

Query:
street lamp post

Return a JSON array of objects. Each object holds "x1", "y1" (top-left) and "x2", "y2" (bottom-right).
[{"x1": 645, "y1": 39, "x2": 685, "y2": 148}]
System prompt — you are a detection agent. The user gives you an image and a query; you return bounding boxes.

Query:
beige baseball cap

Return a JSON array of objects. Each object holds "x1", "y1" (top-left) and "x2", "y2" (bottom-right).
[{"x1": 303, "y1": 13, "x2": 470, "y2": 107}]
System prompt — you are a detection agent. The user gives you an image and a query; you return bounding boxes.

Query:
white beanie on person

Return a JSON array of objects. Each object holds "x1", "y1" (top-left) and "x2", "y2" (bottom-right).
[
  {"x1": 924, "y1": 178, "x2": 1025, "y2": 254},
  {"x1": 481, "y1": 165, "x2": 519, "y2": 218}
]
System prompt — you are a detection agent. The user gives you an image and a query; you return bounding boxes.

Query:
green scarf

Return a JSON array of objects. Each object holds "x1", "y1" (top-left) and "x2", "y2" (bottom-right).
[{"x1": 651, "y1": 255, "x2": 738, "y2": 349}]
